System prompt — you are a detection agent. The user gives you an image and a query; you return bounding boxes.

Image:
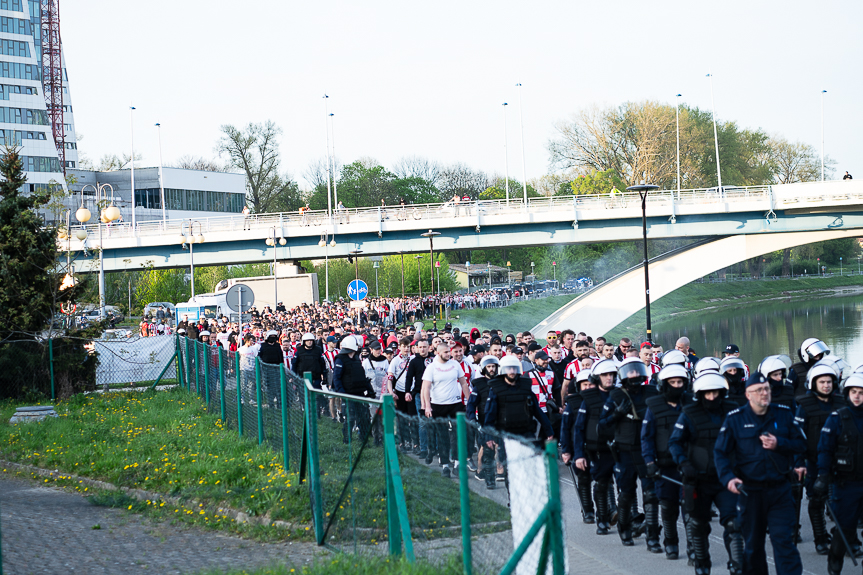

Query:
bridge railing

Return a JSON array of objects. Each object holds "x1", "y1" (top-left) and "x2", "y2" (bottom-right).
[{"x1": 65, "y1": 184, "x2": 791, "y2": 242}]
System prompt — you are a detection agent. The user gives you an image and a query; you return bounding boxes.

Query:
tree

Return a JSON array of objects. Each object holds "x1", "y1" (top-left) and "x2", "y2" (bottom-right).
[
  {"x1": 438, "y1": 163, "x2": 489, "y2": 201},
  {"x1": 218, "y1": 121, "x2": 288, "y2": 213},
  {"x1": 558, "y1": 169, "x2": 626, "y2": 196},
  {"x1": 172, "y1": 155, "x2": 227, "y2": 172},
  {"x1": 392, "y1": 156, "x2": 442, "y2": 187},
  {"x1": 767, "y1": 137, "x2": 834, "y2": 184}
]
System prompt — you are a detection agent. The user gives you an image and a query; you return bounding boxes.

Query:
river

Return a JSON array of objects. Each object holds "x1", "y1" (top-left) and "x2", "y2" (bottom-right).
[{"x1": 652, "y1": 291, "x2": 863, "y2": 368}]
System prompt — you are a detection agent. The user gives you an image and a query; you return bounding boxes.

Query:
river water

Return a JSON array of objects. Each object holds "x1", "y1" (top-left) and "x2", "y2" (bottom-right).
[{"x1": 651, "y1": 290, "x2": 863, "y2": 369}]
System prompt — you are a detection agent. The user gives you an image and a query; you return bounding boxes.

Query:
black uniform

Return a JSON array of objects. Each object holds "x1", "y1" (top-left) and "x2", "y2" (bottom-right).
[
  {"x1": 561, "y1": 391, "x2": 595, "y2": 523},
  {"x1": 258, "y1": 340, "x2": 284, "y2": 406},
  {"x1": 573, "y1": 386, "x2": 617, "y2": 534},
  {"x1": 333, "y1": 349, "x2": 376, "y2": 443},
  {"x1": 466, "y1": 375, "x2": 495, "y2": 487}
]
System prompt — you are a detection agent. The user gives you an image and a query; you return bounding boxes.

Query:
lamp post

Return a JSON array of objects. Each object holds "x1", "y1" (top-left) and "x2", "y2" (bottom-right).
[
  {"x1": 506, "y1": 261, "x2": 511, "y2": 286},
  {"x1": 350, "y1": 248, "x2": 363, "y2": 325},
  {"x1": 530, "y1": 261, "x2": 535, "y2": 281},
  {"x1": 821, "y1": 90, "x2": 827, "y2": 181},
  {"x1": 675, "y1": 94, "x2": 682, "y2": 194},
  {"x1": 516, "y1": 83, "x2": 528, "y2": 206},
  {"x1": 552, "y1": 260, "x2": 556, "y2": 284},
  {"x1": 397, "y1": 251, "x2": 406, "y2": 325},
  {"x1": 487, "y1": 262, "x2": 492, "y2": 287},
  {"x1": 155, "y1": 122, "x2": 166, "y2": 225},
  {"x1": 318, "y1": 231, "x2": 336, "y2": 301},
  {"x1": 180, "y1": 220, "x2": 204, "y2": 299},
  {"x1": 421, "y1": 230, "x2": 441, "y2": 329},
  {"x1": 129, "y1": 106, "x2": 136, "y2": 233},
  {"x1": 414, "y1": 255, "x2": 423, "y2": 300},
  {"x1": 373, "y1": 261, "x2": 380, "y2": 297},
  {"x1": 466, "y1": 260, "x2": 471, "y2": 293},
  {"x1": 502, "y1": 102, "x2": 510, "y2": 204},
  {"x1": 323, "y1": 94, "x2": 333, "y2": 222},
  {"x1": 706, "y1": 74, "x2": 722, "y2": 193},
  {"x1": 266, "y1": 227, "x2": 286, "y2": 308},
  {"x1": 627, "y1": 181, "x2": 660, "y2": 343},
  {"x1": 840, "y1": 256, "x2": 843, "y2": 276},
  {"x1": 858, "y1": 255, "x2": 861, "y2": 275},
  {"x1": 78, "y1": 183, "x2": 119, "y2": 319}
]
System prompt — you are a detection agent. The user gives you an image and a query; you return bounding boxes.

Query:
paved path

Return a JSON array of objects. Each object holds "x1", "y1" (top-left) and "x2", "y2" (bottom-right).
[{"x1": 0, "y1": 473, "x2": 325, "y2": 575}]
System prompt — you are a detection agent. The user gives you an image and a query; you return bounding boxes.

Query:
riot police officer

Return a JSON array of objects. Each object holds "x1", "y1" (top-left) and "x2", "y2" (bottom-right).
[
  {"x1": 643, "y1": 364, "x2": 692, "y2": 560},
  {"x1": 573, "y1": 358, "x2": 619, "y2": 535},
  {"x1": 669, "y1": 373, "x2": 742, "y2": 575},
  {"x1": 790, "y1": 338, "x2": 830, "y2": 393},
  {"x1": 466, "y1": 355, "x2": 499, "y2": 489},
  {"x1": 714, "y1": 372, "x2": 806, "y2": 575},
  {"x1": 720, "y1": 356, "x2": 748, "y2": 406},
  {"x1": 483, "y1": 355, "x2": 553, "y2": 494},
  {"x1": 795, "y1": 360, "x2": 845, "y2": 556},
  {"x1": 599, "y1": 357, "x2": 659, "y2": 549},
  {"x1": 561, "y1": 369, "x2": 597, "y2": 523},
  {"x1": 815, "y1": 373, "x2": 863, "y2": 575},
  {"x1": 333, "y1": 335, "x2": 376, "y2": 443},
  {"x1": 761, "y1": 355, "x2": 798, "y2": 410}
]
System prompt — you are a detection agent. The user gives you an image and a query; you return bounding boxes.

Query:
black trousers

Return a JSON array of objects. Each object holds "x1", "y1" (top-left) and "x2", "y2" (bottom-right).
[{"x1": 431, "y1": 402, "x2": 465, "y2": 466}]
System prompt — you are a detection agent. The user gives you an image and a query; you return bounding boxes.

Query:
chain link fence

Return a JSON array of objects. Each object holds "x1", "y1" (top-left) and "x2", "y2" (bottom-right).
[{"x1": 174, "y1": 335, "x2": 567, "y2": 574}]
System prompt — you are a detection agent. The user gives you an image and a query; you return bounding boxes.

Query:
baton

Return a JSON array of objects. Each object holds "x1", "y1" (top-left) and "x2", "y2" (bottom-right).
[
  {"x1": 660, "y1": 474, "x2": 684, "y2": 487},
  {"x1": 825, "y1": 500, "x2": 859, "y2": 567}
]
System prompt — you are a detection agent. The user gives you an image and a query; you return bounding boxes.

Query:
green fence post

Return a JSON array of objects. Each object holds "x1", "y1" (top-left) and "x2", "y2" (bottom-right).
[
  {"x1": 184, "y1": 337, "x2": 191, "y2": 391},
  {"x1": 176, "y1": 336, "x2": 184, "y2": 389},
  {"x1": 304, "y1": 378, "x2": 324, "y2": 543},
  {"x1": 457, "y1": 412, "x2": 472, "y2": 575},
  {"x1": 236, "y1": 351, "x2": 243, "y2": 437},
  {"x1": 194, "y1": 340, "x2": 200, "y2": 394},
  {"x1": 48, "y1": 337, "x2": 55, "y2": 401},
  {"x1": 218, "y1": 346, "x2": 226, "y2": 421},
  {"x1": 149, "y1": 352, "x2": 177, "y2": 390},
  {"x1": 279, "y1": 368, "x2": 291, "y2": 471},
  {"x1": 203, "y1": 344, "x2": 211, "y2": 406},
  {"x1": 255, "y1": 357, "x2": 264, "y2": 445},
  {"x1": 544, "y1": 440, "x2": 565, "y2": 575},
  {"x1": 382, "y1": 394, "x2": 415, "y2": 561}
]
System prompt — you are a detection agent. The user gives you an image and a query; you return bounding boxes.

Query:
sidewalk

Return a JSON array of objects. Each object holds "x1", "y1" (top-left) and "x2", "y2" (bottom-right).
[{"x1": 0, "y1": 473, "x2": 323, "y2": 575}]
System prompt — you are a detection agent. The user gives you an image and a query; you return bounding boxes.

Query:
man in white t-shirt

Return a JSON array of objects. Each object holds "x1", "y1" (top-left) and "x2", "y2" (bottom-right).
[
  {"x1": 421, "y1": 343, "x2": 469, "y2": 477},
  {"x1": 238, "y1": 334, "x2": 260, "y2": 404}
]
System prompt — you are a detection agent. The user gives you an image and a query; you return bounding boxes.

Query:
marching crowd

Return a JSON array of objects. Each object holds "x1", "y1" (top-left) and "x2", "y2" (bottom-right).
[{"x1": 176, "y1": 295, "x2": 863, "y2": 575}]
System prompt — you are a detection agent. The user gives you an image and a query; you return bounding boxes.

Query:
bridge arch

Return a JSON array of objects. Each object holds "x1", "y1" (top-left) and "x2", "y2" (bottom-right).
[{"x1": 531, "y1": 229, "x2": 861, "y2": 338}]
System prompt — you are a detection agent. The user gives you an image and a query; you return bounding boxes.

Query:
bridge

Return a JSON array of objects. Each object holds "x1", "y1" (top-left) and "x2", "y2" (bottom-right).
[{"x1": 62, "y1": 180, "x2": 862, "y2": 276}]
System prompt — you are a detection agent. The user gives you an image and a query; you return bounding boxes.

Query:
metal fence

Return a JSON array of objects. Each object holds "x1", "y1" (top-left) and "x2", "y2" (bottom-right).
[{"x1": 176, "y1": 335, "x2": 567, "y2": 574}]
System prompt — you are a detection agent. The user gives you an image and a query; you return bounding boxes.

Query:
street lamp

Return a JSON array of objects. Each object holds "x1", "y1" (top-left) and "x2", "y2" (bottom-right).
[
  {"x1": 78, "y1": 183, "x2": 119, "y2": 319},
  {"x1": 821, "y1": 90, "x2": 827, "y2": 181},
  {"x1": 350, "y1": 248, "x2": 363, "y2": 325},
  {"x1": 516, "y1": 83, "x2": 528, "y2": 206},
  {"x1": 706, "y1": 74, "x2": 722, "y2": 193},
  {"x1": 155, "y1": 122, "x2": 166, "y2": 225},
  {"x1": 487, "y1": 262, "x2": 492, "y2": 287},
  {"x1": 675, "y1": 94, "x2": 682, "y2": 194},
  {"x1": 506, "y1": 261, "x2": 511, "y2": 286},
  {"x1": 266, "y1": 227, "x2": 286, "y2": 308},
  {"x1": 318, "y1": 231, "x2": 336, "y2": 301},
  {"x1": 323, "y1": 94, "x2": 333, "y2": 221},
  {"x1": 421, "y1": 230, "x2": 441, "y2": 330},
  {"x1": 397, "y1": 251, "x2": 406, "y2": 325},
  {"x1": 373, "y1": 261, "x2": 380, "y2": 297},
  {"x1": 840, "y1": 256, "x2": 843, "y2": 276},
  {"x1": 530, "y1": 261, "x2": 535, "y2": 281},
  {"x1": 414, "y1": 255, "x2": 423, "y2": 300},
  {"x1": 502, "y1": 102, "x2": 510, "y2": 204},
  {"x1": 627, "y1": 181, "x2": 660, "y2": 343},
  {"x1": 180, "y1": 220, "x2": 204, "y2": 299},
  {"x1": 129, "y1": 105, "x2": 137, "y2": 234},
  {"x1": 466, "y1": 260, "x2": 471, "y2": 293},
  {"x1": 552, "y1": 260, "x2": 556, "y2": 284}
]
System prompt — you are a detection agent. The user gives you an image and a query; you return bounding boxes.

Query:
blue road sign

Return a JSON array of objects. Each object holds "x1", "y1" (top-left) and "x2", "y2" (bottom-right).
[{"x1": 347, "y1": 279, "x2": 369, "y2": 301}]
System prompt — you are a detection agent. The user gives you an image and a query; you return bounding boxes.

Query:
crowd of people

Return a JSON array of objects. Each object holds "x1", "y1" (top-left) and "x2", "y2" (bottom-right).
[{"x1": 175, "y1": 295, "x2": 863, "y2": 575}]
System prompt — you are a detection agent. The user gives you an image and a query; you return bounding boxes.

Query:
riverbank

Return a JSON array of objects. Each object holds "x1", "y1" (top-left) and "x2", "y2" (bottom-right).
[
  {"x1": 443, "y1": 294, "x2": 580, "y2": 335},
  {"x1": 605, "y1": 274, "x2": 863, "y2": 342}
]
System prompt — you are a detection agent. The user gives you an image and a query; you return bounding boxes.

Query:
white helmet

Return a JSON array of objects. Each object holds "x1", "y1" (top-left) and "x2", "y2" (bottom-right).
[
  {"x1": 661, "y1": 349, "x2": 688, "y2": 367},
  {"x1": 759, "y1": 355, "x2": 788, "y2": 380},
  {"x1": 692, "y1": 373, "x2": 729, "y2": 394},
  {"x1": 589, "y1": 359, "x2": 618, "y2": 387},
  {"x1": 658, "y1": 364, "x2": 689, "y2": 384},
  {"x1": 813, "y1": 355, "x2": 849, "y2": 382},
  {"x1": 575, "y1": 369, "x2": 592, "y2": 386},
  {"x1": 843, "y1": 374, "x2": 863, "y2": 392},
  {"x1": 799, "y1": 338, "x2": 830, "y2": 364},
  {"x1": 807, "y1": 362, "x2": 838, "y2": 392},
  {"x1": 340, "y1": 336, "x2": 359, "y2": 352},
  {"x1": 719, "y1": 357, "x2": 745, "y2": 375},
  {"x1": 302, "y1": 332, "x2": 315, "y2": 342},
  {"x1": 694, "y1": 357, "x2": 721, "y2": 378},
  {"x1": 499, "y1": 354, "x2": 523, "y2": 375},
  {"x1": 479, "y1": 355, "x2": 499, "y2": 375},
  {"x1": 617, "y1": 357, "x2": 649, "y2": 387},
  {"x1": 853, "y1": 363, "x2": 863, "y2": 376}
]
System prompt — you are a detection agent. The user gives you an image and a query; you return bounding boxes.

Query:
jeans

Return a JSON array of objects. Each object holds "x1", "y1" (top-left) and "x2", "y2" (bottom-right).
[{"x1": 415, "y1": 393, "x2": 432, "y2": 455}]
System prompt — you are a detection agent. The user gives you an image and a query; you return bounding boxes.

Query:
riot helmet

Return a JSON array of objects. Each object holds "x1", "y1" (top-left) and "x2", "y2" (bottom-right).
[
  {"x1": 657, "y1": 364, "x2": 689, "y2": 402},
  {"x1": 842, "y1": 374, "x2": 863, "y2": 398},
  {"x1": 617, "y1": 357, "x2": 649, "y2": 388},
  {"x1": 719, "y1": 356, "x2": 746, "y2": 388},
  {"x1": 479, "y1": 355, "x2": 499, "y2": 378},
  {"x1": 692, "y1": 373, "x2": 728, "y2": 410},
  {"x1": 759, "y1": 355, "x2": 788, "y2": 382},
  {"x1": 499, "y1": 354, "x2": 523, "y2": 378},
  {"x1": 693, "y1": 357, "x2": 721, "y2": 378},
  {"x1": 807, "y1": 362, "x2": 838, "y2": 398},
  {"x1": 661, "y1": 349, "x2": 688, "y2": 367},
  {"x1": 799, "y1": 338, "x2": 830, "y2": 364},
  {"x1": 575, "y1": 369, "x2": 593, "y2": 392},
  {"x1": 590, "y1": 359, "x2": 617, "y2": 390}
]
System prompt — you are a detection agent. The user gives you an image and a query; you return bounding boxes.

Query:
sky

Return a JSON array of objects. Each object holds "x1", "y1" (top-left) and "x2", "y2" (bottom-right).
[{"x1": 63, "y1": 0, "x2": 863, "y2": 190}]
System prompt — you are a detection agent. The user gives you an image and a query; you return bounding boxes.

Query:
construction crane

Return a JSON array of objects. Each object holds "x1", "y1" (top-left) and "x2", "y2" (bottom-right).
[{"x1": 40, "y1": 0, "x2": 65, "y2": 176}]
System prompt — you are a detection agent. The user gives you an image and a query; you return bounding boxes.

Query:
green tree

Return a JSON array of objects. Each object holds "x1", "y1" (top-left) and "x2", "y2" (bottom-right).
[{"x1": 557, "y1": 169, "x2": 626, "y2": 196}]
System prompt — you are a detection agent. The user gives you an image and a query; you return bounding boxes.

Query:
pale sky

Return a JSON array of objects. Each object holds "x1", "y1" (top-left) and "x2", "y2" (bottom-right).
[{"x1": 64, "y1": 0, "x2": 862, "y2": 190}]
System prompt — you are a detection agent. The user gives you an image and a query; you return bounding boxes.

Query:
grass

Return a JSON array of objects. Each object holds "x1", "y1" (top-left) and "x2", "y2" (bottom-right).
[
  {"x1": 194, "y1": 555, "x2": 465, "y2": 575},
  {"x1": 443, "y1": 294, "x2": 579, "y2": 335},
  {"x1": 605, "y1": 273, "x2": 863, "y2": 341}
]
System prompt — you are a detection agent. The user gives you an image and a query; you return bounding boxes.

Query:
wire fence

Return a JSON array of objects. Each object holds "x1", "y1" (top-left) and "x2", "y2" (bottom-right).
[{"x1": 174, "y1": 335, "x2": 567, "y2": 574}]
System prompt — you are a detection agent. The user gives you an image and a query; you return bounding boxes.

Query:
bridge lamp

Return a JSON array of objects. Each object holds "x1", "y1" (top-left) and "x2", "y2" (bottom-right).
[
  {"x1": 626, "y1": 181, "x2": 660, "y2": 343},
  {"x1": 195, "y1": 234, "x2": 205, "y2": 244},
  {"x1": 279, "y1": 237, "x2": 286, "y2": 246},
  {"x1": 421, "y1": 229, "x2": 442, "y2": 330},
  {"x1": 75, "y1": 228, "x2": 88, "y2": 240},
  {"x1": 76, "y1": 206, "x2": 91, "y2": 223}
]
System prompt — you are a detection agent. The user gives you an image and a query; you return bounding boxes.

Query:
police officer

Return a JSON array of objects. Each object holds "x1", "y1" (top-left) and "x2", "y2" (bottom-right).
[
  {"x1": 573, "y1": 359, "x2": 619, "y2": 535},
  {"x1": 258, "y1": 329, "x2": 284, "y2": 408},
  {"x1": 333, "y1": 335, "x2": 376, "y2": 443},
  {"x1": 815, "y1": 373, "x2": 863, "y2": 574},
  {"x1": 466, "y1": 355, "x2": 499, "y2": 489},
  {"x1": 795, "y1": 361, "x2": 845, "y2": 556},
  {"x1": 483, "y1": 355, "x2": 553, "y2": 494},
  {"x1": 643, "y1": 364, "x2": 692, "y2": 560},
  {"x1": 720, "y1": 356, "x2": 747, "y2": 406},
  {"x1": 714, "y1": 372, "x2": 806, "y2": 575},
  {"x1": 599, "y1": 357, "x2": 659, "y2": 548},
  {"x1": 669, "y1": 373, "x2": 742, "y2": 575},
  {"x1": 561, "y1": 369, "x2": 596, "y2": 524},
  {"x1": 761, "y1": 355, "x2": 798, "y2": 410},
  {"x1": 790, "y1": 338, "x2": 830, "y2": 393}
]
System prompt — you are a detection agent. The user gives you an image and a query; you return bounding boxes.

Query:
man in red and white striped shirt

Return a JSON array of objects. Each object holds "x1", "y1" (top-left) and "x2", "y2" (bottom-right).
[
  {"x1": 452, "y1": 342, "x2": 472, "y2": 404},
  {"x1": 639, "y1": 342, "x2": 661, "y2": 377},
  {"x1": 561, "y1": 340, "x2": 591, "y2": 398}
]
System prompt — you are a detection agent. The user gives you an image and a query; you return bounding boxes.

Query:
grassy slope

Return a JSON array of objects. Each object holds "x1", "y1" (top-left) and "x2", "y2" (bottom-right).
[{"x1": 443, "y1": 294, "x2": 580, "y2": 335}]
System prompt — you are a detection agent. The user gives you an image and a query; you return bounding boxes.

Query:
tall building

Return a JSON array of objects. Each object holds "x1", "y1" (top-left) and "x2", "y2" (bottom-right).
[{"x1": 0, "y1": 0, "x2": 77, "y2": 199}]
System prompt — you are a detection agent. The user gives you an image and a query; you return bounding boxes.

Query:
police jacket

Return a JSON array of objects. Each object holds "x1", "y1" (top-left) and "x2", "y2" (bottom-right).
[
  {"x1": 714, "y1": 403, "x2": 806, "y2": 487},
  {"x1": 483, "y1": 375, "x2": 553, "y2": 438},
  {"x1": 573, "y1": 387, "x2": 614, "y2": 457},
  {"x1": 466, "y1": 376, "x2": 493, "y2": 424},
  {"x1": 333, "y1": 350, "x2": 375, "y2": 398},
  {"x1": 795, "y1": 392, "x2": 844, "y2": 463},
  {"x1": 258, "y1": 341, "x2": 284, "y2": 365},
  {"x1": 559, "y1": 392, "x2": 583, "y2": 457},
  {"x1": 668, "y1": 399, "x2": 738, "y2": 480},
  {"x1": 771, "y1": 381, "x2": 798, "y2": 411},
  {"x1": 641, "y1": 394, "x2": 691, "y2": 468},
  {"x1": 789, "y1": 362, "x2": 811, "y2": 395},
  {"x1": 727, "y1": 383, "x2": 748, "y2": 406},
  {"x1": 291, "y1": 344, "x2": 327, "y2": 385},
  {"x1": 599, "y1": 385, "x2": 657, "y2": 451},
  {"x1": 817, "y1": 404, "x2": 863, "y2": 481}
]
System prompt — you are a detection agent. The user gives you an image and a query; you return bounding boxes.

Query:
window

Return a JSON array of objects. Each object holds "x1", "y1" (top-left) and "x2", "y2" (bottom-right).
[
  {"x1": 0, "y1": 16, "x2": 30, "y2": 34},
  {"x1": 21, "y1": 155, "x2": 61, "y2": 173},
  {"x1": 0, "y1": 62, "x2": 39, "y2": 80},
  {"x1": 0, "y1": 0, "x2": 23, "y2": 11}
]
